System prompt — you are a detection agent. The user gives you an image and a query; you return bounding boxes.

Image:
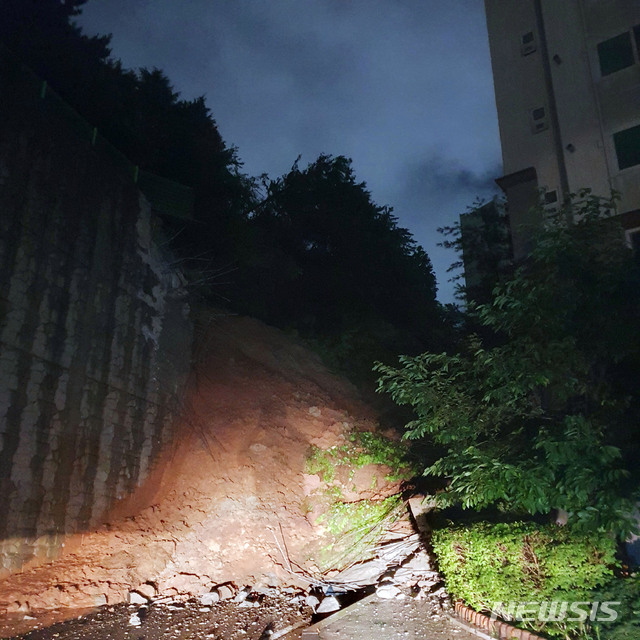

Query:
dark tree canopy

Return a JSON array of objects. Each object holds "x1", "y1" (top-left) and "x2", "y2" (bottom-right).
[{"x1": 235, "y1": 155, "x2": 446, "y2": 375}]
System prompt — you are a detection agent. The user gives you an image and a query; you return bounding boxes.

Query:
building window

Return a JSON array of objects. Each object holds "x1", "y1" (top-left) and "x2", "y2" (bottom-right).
[
  {"x1": 544, "y1": 190, "x2": 558, "y2": 205},
  {"x1": 613, "y1": 124, "x2": 640, "y2": 170},
  {"x1": 529, "y1": 107, "x2": 548, "y2": 134},
  {"x1": 521, "y1": 31, "x2": 536, "y2": 56},
  {"x1": 597, "y1": 28, "x2": 639, "y2": 76}
]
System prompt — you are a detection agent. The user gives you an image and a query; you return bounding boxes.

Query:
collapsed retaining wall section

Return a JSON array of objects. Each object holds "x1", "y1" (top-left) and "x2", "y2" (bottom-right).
[{"x1": 0, "y1": 52, "x2": 192, "y2": 574}]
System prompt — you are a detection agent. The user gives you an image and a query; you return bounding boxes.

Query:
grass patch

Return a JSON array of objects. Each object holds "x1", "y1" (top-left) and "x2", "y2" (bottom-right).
[
  {"x1": 304, "y1": 429, "x2": 411, "y2": 573},
  {"x1": 305, "y1": 430, "x2": 414, "y2": 483},
  {"x1": 322, "y1": 494, "x2": 402, "y2": 536}
]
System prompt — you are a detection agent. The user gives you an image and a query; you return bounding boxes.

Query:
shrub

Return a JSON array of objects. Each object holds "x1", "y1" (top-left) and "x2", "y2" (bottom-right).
[{"x1": 432, "y1": 521, "x2": 617, "y2": 638}]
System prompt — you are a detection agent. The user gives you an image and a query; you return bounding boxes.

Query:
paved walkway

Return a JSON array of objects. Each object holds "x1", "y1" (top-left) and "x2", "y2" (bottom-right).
[{"x1": 298, "y1": 594, "x2": 484, "y2": 640}]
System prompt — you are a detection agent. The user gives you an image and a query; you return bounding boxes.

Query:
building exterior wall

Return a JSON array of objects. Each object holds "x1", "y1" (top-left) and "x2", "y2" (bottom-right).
[
  {"x1": 0, "y1": 49, "x2": 193, "y2": 574},
  {"x1": 485, "y1": 0, "x2": 640, "y2": 257}
]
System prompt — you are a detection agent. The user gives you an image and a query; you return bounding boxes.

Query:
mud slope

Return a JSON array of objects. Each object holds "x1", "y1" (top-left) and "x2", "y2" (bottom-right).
[{"x1": 0, "y1": 312, "x2": 399, "y2": 624}]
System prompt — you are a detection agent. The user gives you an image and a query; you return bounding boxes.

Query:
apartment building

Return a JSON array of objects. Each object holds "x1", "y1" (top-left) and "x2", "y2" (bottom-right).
[{"x1": 484, "y1": 0, "x2": 640, "y2": 259}]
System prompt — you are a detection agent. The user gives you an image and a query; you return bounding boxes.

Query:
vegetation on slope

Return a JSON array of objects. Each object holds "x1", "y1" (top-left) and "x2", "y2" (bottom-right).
[{"x1": 377, "y1": 193, "x2": 640, "y2": 537}]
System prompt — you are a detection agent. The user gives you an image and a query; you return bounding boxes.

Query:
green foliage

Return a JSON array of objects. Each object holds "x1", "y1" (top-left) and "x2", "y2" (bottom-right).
[
  {"x1": 376, "y1": 192, "x2": 640, "y2": 536},
  {"x1": 306, "y1": 447, "x2": 339, "y2": 484},
  {"x1": 590, "y1": 573, "x2": 640, "y2": 639},
  {"x1": 432, "y1": 521, "x2": 618, "y2": 638},
  {"x1": 322, "y1": 494, "x2": 402, "y2": 536},
  {"x1": 305, "y1": 430, "x2": 414, "y2": 483},
  {"x1": 305, "y1": 430, "x2": 408, "y2": 571},
  {"x1": 349, "y1": 431, "x2": 409, "y2": 472}
]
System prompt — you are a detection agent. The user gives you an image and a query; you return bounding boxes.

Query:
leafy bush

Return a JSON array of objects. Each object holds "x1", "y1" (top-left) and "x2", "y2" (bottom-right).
[
  {"x1": 376, "y1": 193, "x2": 640, "y2": 537},
  {"x1": 432, "y1": 521, "x2": 617, "y2": 638}
]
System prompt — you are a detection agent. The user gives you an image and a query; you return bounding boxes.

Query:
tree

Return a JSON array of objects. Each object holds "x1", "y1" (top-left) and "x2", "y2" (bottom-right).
[
  {"x1": 0, "y1": 0, "x2": 112, "y2": 102},
  {"x1": 376, "y1": 192, "x2": 640, "y2": 537},
  {"x1": 235, "y1": 155, "x2": 445, "y2": 364}
]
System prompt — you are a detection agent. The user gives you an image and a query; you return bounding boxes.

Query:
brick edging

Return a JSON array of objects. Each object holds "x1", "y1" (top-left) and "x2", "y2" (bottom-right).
[{"x1": 454, "y1": 601, "x2": 547, "y2": 640}]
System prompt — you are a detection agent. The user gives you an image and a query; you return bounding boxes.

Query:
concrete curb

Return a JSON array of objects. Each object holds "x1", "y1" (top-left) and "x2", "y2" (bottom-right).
[
  {"x1": 447, "y1": 611, "x2": 494, "y2": 640},
  {"x1": 453, "y1": 601, "x2": 547, "y2": 640}
]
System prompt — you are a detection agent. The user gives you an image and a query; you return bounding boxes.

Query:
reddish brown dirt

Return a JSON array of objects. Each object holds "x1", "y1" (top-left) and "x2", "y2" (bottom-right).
[{"x1": 0, "y1": 313, "x2": 400, "y2": 637}]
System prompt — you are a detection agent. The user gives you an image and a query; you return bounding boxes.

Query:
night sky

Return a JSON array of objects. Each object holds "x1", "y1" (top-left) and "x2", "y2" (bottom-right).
[{"x1": 77, "y1": 0, "x2": 502, "y2": 302}]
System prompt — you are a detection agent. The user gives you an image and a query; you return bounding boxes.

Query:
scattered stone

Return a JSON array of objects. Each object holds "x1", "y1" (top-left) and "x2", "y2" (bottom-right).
[
  {"x1": 93, "y1": 594, "x2": 108, "y2": 607},
  {"x1": 391, "y1": 567, "x2": 413, "y2": 584},
  {"x1": 217, "y1": 584, "x2": 236, "y2": 600},
  {"x1": 305, "y1": 595, "x2": 320, "y2": 612},
  {"x1": 234, "y1": 586, "x2": 252, "y2": 603},
  {"x1": 128, "y1": 591, "x2": 149, "y2": 605},
  {"x1": 308, "y1": 406, "x2": 321, "y2": 417},
  {"x1": 199, "y1": 591, "x2": 220, "y2": 606},
  {"x1": 316, "y1": 595, "x2": 341, "y2": 613},
  {"x1": 128, "y1": 611, "x2": 142, "y2": 627},
  {"x1": 432, "y1": 586, "x2": 448, "y2": 600},
  {"x1": 136, "y1": 582, "x2": 158, "y2": 599},
  {"x1": 254, "y1": 573, "x2": 281, "y2": 592},
  {"x1": 376, "y1": 584, "x2": 401, "y2": 599},
  {"x1": 6, "y1": 601, "x2": 29, "y2": 614},
  {"x1": 417, "y1": 574, "x2": 440, "y2": 588}
]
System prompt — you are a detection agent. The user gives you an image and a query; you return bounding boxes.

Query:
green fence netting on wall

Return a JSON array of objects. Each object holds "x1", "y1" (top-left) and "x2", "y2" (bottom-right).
[{"x1": 0, "y1": 44, "x2": 194, "y2": 220}]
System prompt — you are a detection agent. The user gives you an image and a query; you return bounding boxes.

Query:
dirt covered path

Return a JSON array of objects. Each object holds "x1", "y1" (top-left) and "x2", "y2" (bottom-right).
[{"x1": 6, "y1": 595, "x2": 313, "y2": 640}]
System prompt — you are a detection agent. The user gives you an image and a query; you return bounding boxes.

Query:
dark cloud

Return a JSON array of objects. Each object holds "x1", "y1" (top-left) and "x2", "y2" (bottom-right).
[
  {"x1": 77, "y1": 0, "x2": 502, "y2": 301},
  {"x1": 381, "y1": 157, "x2": 501, "y2": 299},
  {"x1": 403, "y1": 156, "x2": 502, "y2": 203}
]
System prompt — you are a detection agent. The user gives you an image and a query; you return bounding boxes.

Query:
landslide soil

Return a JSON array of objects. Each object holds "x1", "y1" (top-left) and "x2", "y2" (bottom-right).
[{"x1": 0, "y1": 312, "x2": 400, "y2": 637}]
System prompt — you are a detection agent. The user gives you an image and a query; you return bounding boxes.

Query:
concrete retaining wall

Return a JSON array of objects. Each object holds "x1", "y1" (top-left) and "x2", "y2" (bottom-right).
[{"x1": 0, "y1": 52, "x2": 193, "y2": 574}]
